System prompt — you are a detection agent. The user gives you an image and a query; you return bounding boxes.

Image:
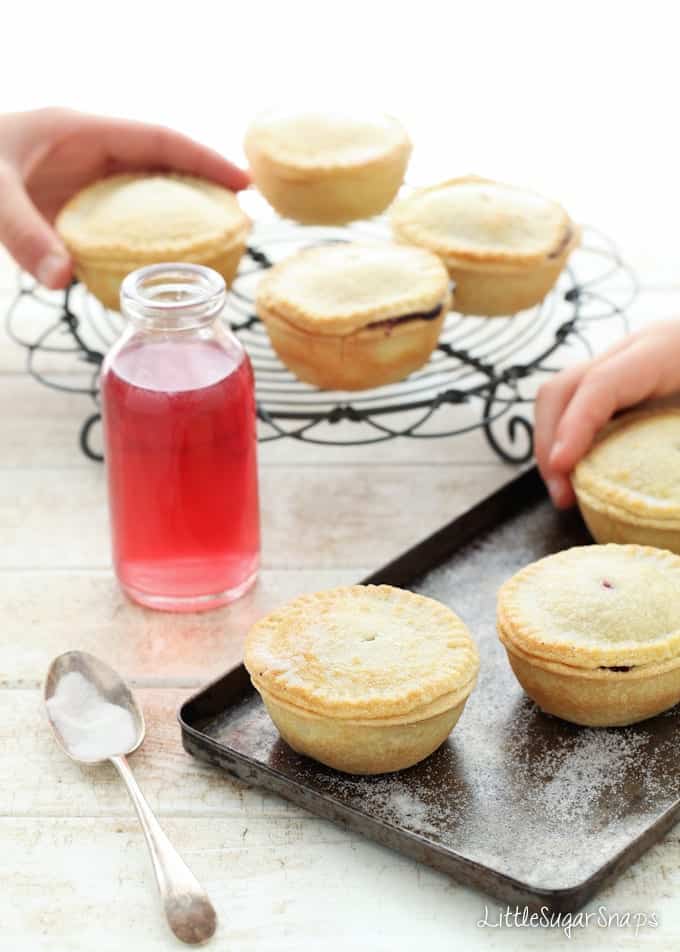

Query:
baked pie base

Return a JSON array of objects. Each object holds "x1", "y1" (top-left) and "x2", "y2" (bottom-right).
[
  {"x1": 258, "y1": 298, "x2": 447, "y2": 390},
  {"x1": 73, "y1": 235, "x2": 248, "y2": 311},
  {"x1": 440, "y1": 237, "x2": 578, "y2": 316},
  {"x1": 575, "y1": 484, "x2": 680, "y2": 555},
  {"x1": 500, "y1": 628, "x2": 680, "y2": 727},
  {"x1": 248, "y1": 150, "x2": 410, "y2": 225},
  {"x1": 255, "y1": 679, "x2": 469, "y2": 774}
]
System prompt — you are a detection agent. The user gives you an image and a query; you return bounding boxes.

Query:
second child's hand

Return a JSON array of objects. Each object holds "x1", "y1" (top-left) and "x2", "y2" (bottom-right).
[{"x1": 535, "y1": 320, "x2": 680, "y2": 508}]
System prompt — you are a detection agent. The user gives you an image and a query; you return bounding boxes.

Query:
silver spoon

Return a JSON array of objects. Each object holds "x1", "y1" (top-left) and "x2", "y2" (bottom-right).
[{"x1": 43, "y1": 650, "x2": 217, "y2": 945}]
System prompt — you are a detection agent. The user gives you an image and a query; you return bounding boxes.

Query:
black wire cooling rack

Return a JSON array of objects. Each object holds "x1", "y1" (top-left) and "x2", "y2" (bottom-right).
[{"x1": 4, "y1": 219, "x2": 637, "y2": 463}]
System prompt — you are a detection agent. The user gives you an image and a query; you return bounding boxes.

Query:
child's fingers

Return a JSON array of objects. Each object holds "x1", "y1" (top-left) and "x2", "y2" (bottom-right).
[
  {"x1": 549, "y1": 338, "x2": 665, "y2": 472},
  {"x1": 534, "y1": 321, "x2": 680, "y2": 509},
  {"x1": 86, "y1": 115, "x2": 251, "y2": 191},
  {"x1": 0, "y1": 161, "x2": 72, "y2": 286},
  {"x1": 534, "y1": 336, "x2": 638, "y2": 494},
  {"x1": 534, "y1": 363, "x2": 588, "y2": 505}
]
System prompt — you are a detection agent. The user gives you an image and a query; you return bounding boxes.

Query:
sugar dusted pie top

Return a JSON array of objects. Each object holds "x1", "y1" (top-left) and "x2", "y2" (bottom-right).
[
  {"x1": 573, "y1": 409, "x2": 680, "y2": 525},
  {"x1": 256, "y1": 241, "x2": 450, "y2": 335},
  {"x1": 392, "y1": 176, "x2": 574, "y2": 266},
  {"x1": 498, "y1": 544, "x2": 680, "y2": 668},
  {"x1": 244, "y1": 110, "x2": 410, "y2": 173},
  {"x1": 56, "y1": 173, "x2": 249, "y2": 260},
  {"x1": 244, "y1": 585, "x2": 479, "y2": 719}
]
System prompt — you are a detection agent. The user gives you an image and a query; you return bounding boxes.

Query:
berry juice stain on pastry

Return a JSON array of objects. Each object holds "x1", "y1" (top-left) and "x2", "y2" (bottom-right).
[{"x1": 255, "y1": 241, "x2": 451, "y2": 390}]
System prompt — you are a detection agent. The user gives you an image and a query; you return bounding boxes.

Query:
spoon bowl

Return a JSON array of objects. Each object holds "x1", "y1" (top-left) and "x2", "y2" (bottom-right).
[
  {"x1": 43, "y1": 650, "x2": 217, "y2": 945},
  {"x1": 44, "y1": 650, "x2": 145, "y2": 761}
]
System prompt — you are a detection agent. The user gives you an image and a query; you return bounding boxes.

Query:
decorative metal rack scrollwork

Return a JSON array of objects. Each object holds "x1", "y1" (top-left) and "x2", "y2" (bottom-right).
[{"x1": 4, "y1": 220, "x2": 637, "y2": 464}]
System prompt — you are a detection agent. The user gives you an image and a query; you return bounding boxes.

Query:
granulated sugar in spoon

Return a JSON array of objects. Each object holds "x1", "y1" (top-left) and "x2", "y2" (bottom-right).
[{"x1": 44, "y1": 650, "x2": 217, "y2": 945}]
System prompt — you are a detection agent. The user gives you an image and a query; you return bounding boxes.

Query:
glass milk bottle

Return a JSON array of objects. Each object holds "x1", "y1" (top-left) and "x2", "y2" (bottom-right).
[{"x1": 100, "y1": 263, "x2": 260, "y2": 612}]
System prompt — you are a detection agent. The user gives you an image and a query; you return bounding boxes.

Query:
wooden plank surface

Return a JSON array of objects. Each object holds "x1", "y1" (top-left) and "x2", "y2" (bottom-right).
[
  {"x1": 0, "y1": 462, "x2": 508, "y2": 570},
  {"x1": 4, "y1": 813, "x2": 678, "y2": 952}
]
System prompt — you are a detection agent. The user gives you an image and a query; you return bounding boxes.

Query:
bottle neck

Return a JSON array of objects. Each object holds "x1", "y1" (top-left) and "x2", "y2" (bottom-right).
[{"x1": 120, "y1": 263, "x2": 226, "y2": 331}]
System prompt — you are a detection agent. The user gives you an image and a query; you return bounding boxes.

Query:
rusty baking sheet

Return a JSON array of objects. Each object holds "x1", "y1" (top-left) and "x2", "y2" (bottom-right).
[{"x1": 179, "y1": 467, "x2": 680, "y2": 912}]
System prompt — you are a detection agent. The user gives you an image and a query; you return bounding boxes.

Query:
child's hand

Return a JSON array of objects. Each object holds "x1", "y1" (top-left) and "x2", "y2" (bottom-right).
[
  {"x1": 535, "y1": 320, "x2": 680, "y2": 508},
  {"x1": 0, "y1": 107, "x2": 250, "y2": 289}
]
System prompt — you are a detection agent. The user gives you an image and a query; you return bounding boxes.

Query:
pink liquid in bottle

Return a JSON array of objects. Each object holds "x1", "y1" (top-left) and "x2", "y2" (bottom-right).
[{"x1": 101, "y1": 265, "x2": 260, "y2": 612}]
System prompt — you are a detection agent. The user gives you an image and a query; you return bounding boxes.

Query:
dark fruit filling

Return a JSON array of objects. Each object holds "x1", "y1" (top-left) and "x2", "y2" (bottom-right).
[{"x1": 367, "y1": 302, "x2": 443, "y2": 331}]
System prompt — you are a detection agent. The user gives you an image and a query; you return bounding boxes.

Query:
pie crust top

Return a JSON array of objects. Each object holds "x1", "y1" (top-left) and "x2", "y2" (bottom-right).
[
  {"x1": 498, "y1": 544, "x2": 680, "y2": 669},
  {"x1": 573, "y1": 409, "x2": 680, "y2": 526},
  {"x1": 244, "y1": 110, "x2": 410, "y2": 175},
  {"x1": 256, "y1": 241, "x2": 450, "y2": 335},
  {"x1": 56, "y1": 173, "x2": 250, "y2": 261},
  {"x1": 244, "y1": 585, "x2": 479, "y2": 720},
  {"x1": 392, "y1": 176, "x2": 574, "y2": 268}
]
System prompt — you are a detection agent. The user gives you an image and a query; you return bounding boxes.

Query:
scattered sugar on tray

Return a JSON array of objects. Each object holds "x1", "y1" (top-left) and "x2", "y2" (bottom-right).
[
  {"x1": 525, "y1": 728, "x2": 650, "y2": 827},
  {"x1": 46, "y1": 670, "x2": 137, "y2": 762},
  {"x1": 206, "y1": 695, "x2": 281, "y2": 761},
  {"x1": 313, "y1": 772, "x2": 451, "y2": 840}
]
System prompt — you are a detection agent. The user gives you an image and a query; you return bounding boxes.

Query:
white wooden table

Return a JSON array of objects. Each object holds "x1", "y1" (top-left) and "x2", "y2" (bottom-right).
[{"x1": 3, "y1": 247, "x2": 680, "y2": 951}]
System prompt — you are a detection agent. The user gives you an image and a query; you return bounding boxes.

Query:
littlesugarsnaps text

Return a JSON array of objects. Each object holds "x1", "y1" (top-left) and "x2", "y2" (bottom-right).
[{"x1": 477, "y1": 904, "x2": 659, "y2": 939}]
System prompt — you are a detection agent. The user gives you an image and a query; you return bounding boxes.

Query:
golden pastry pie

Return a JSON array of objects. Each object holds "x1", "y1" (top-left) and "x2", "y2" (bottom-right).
[
  {"x1": 391, "y1": 176, "x2": 579, "y2": 316},
  {"x1": 497, "y1": 544, "x2": 680, "y2": 726},
  {"x1": 244, "y1": 585, "x2": 479, "y2": 774},
  {"x1": 244, "y1": 110, "x2": 411, "y2": 224},
  {"x1": 56, "y1": 173, "x2": 251, "y2": 309},
  {"x1": 255, "y1": 241, "x2": 451, "y2": 390},
  {"x1": 573, "y1": 408, "x2": 680, "y2": 554}
]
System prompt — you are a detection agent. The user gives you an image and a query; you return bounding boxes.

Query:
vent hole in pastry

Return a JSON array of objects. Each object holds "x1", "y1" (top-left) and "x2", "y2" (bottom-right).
[
  {"x1": 361, "y1": 634, "x2": 377, "y2": 642},
  {"x1": 600, "y1": 665, "x2": 632, "y2": 672},
  {"x1": 601, "y1": 579, "x2": 615, "y2": 590}
]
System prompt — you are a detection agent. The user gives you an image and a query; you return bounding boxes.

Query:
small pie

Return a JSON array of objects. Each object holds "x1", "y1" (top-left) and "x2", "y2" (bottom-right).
[
  {"x1": 244, "y1": 585, "x2": 479, "y2": 774},
  {"x1": 56, "y1": 172, "x2": 251, "y2": 309},
  {"x1": 255, "y1": 241, "x2": 451, "y2": 390},
  {"x1": 573, "y1": 408, "x2": 680, "y2": 554},
  {"x1": 497, "y1": 544, "x2": 680, "y2": 726},
  {"x1": 391, "y1": 176, "x2": 579, "y2": 316},
  {"x1": 244, "y1": 110, "x2": 411, "y2": 224}
]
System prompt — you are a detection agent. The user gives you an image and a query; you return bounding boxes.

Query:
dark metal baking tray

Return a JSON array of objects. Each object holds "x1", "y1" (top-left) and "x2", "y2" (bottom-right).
[{"x1": 179, "y1": 467, "x2": 680, "y2": 912}]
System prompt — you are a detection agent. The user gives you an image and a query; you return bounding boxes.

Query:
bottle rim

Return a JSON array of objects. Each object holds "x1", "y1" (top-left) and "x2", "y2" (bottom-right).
[{"x1": 120, "y1": 263, "x2": 226, "y2": 327}]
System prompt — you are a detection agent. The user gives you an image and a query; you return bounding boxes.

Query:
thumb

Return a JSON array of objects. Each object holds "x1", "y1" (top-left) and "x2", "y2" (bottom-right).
[{"x1": 0, "y1": 164, "x2": 71, "y2": 288}]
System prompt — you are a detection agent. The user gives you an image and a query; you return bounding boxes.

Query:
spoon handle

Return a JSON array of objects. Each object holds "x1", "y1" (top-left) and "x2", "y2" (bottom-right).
[{"x1": 110, "y1": 754, "x2": 217, "y2": 945}]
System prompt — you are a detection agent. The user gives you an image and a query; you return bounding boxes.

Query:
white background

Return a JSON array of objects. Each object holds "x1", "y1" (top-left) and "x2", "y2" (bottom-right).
[{"x1": 2, "y1": 0, "x2": 679, "y2": 281}]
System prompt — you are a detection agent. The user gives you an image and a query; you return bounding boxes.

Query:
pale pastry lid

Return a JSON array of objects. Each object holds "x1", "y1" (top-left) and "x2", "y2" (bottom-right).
[
  {"x1": 498, "y1": 544, "x2": 680, "y2": 668},
  {"x1": 244, "y1": 585, "x2": 479, "y2": 719},
  {"x1": 392, "y1": 176, "x2": 573, "y2": 266},
  {"x1": 56, "y1": 173, "x2": 250, "y2": 260},
  {"x1": 256, "y1": 241, "x2": 450, "y2": 335},
  {"x1": 573, "y1": 409, "x2": 680, "y2": 524},
  {"x1": 244, "y1": 110, "x2": 410, "y2": 172}
]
